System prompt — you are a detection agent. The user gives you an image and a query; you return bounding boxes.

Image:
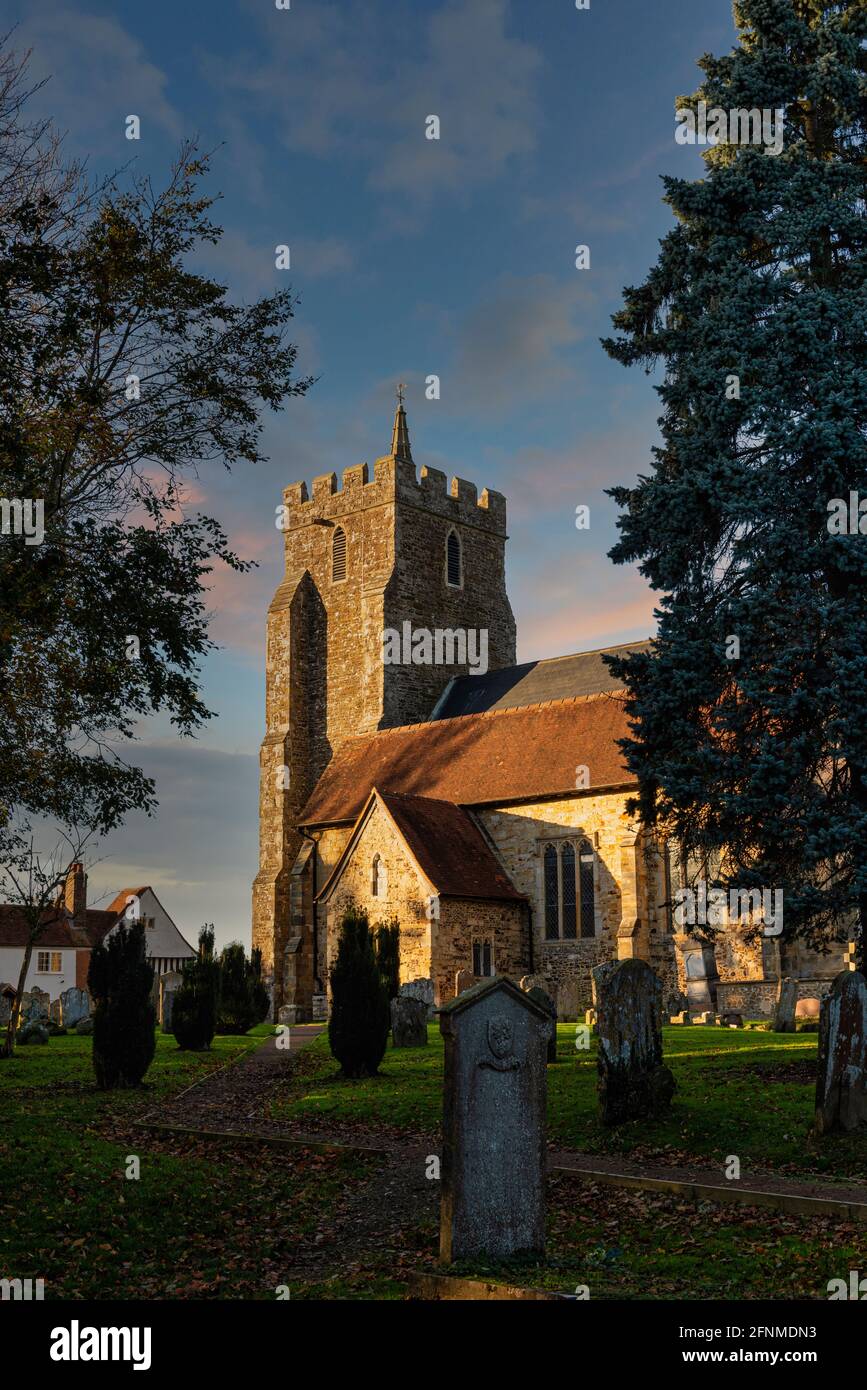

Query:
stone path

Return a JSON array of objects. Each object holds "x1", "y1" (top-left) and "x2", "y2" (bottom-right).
[{"x1": 141, "y1": 1030, "x2": 867, "y2": 1223}]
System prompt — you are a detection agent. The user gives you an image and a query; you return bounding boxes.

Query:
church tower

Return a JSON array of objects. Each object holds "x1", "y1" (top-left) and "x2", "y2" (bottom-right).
[{"x1": 252, "y1": 396, "x2": 516, "y2": 1014}]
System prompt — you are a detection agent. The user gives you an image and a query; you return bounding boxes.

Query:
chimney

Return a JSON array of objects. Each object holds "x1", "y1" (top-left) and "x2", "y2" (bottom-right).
[{"x1": 63, "y1": 863, "x2": 87, "y2": 930}]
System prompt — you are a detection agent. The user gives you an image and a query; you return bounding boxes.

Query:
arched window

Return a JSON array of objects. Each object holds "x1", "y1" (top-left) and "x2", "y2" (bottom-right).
[
  {"x1": 371, "y1": 854, "x2": 381, "y2": 897},
  {"x1": 332, "y1": 526, "x2": 347, "y2": 582},
  {"x1": 561, "y1": 843, "x2": 577, "y2": 940},
  {"x1": 446, "y1": 529, "x2": 462, "y2": 587},
  {"x1": 578, "y1": 838, "x2": 596, "y2": 938},
  {"x1": 544, "y1": 844, "x2": 559, "y2": 940},
  {"x1": 542, "y1": 839, "x2": 596, "y2": 940}
]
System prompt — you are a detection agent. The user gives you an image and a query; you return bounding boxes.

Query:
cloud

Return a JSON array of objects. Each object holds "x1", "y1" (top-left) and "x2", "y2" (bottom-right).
[
  {"x1": 445, "y1": 273, "x2": 593, "y2": 413},
  {"x1": 16, "y1": 5, "x2": 181, "y2": 154},
  {"x1": 204, "y1": 0, "x2": 542, "y2": 208},
  {"x1": 84, "y1": 742, "x2": 259, "y2": 952}
]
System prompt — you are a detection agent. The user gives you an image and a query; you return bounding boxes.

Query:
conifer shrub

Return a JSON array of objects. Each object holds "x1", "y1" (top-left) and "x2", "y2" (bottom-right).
[
  {"x1": 215, "y1": 941, "x2": 271, "y2": 1034},
  {"x1": 373, "y1": 917, "x2": 401, "y2": 1000},
  {"x1": 88, "y1": 921, "x2": 156, "y2": 1089},
  {"x1": 328, "y1": 903, "x2": 390, "y2": 1078},
  {"x1": 172, "y1": 925, "x2": 219, "y2": 1051}
]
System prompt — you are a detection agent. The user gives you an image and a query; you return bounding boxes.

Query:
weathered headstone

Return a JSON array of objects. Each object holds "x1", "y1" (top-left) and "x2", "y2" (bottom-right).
[
  {"x1": 399, "y1": 977, "x2": 436, "y2": 1019},
  {"x1": 277, "y1": 1004, "x2": 304, "y2": 1027},
  {"x1": 815, "y1": 970, "x2": 867, "y2": 1135},
  {"x1": 49, "y1": 998, "x2": 63, "y2": 1025},
  {"x1": 591, "y1": 961, "x2": 619, "y2": 1011},
  {"x1": 722, "y1": 1011, "x2": 744, "y2": 1028},
  {"x1": 390, "y1": 996, "x2": 428, "y2": 1047},
  {"x1": 584, "y1": 1008, "x2": 597, "y2": 1028},
  {"x1": 664, "y1": 990, "x2": 689, "y2": 1017},
  {"x1": 523, "y1": 985, "x2": 557, "y2": 1063},
  {"x1": 772, "y1": 977, "x2": 798, "y2": 1033},
  {"x1": 596, "y1": 959, "x2": 675, "y2": 1126},
  {"x1": 695, "y1": 1011, "x2": 714, "y2": 1025},
  {"x1": 439, "y1": 976, "x2": 549, "y2": 1262},
  {"x1": 22, "y1": 987, "x2": 50, "y2": 1022},
  {"x1": 0, "y1": 993, "x2": 10, "y2": 1026},
  {"x1": 555, "y1": 979, "x2": 581, "y2": 1022},
  {"x1": 20, "y1": 1021, "x2": 49, "y2": 1045},
  {"x1": 311, "y1": 993, "x2": 328, "y2": 1021},
  {"x1": 795, "y1": 997, "x2": 821, "y2": 1021},
  {"x1": 59, "y1": 986, "x2": 90, "y2": 1029},
  {"x1": 160, "y1": 971, "x2": 184, "y2": 1034},
  {"x1": 454, "y1": 968, "x2": 475, "y2": 997},
  {"x1": 670, "y1": 1011, "x2": 690, "y2": 1025}
]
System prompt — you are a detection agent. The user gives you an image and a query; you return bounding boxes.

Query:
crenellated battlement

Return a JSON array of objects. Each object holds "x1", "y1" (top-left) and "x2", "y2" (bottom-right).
[{"x1": 281, "y1": 452, "x2": 507, "y2": 534}]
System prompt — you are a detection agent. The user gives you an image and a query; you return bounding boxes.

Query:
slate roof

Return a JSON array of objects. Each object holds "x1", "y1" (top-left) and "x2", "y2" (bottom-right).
[
  {"x1": 316, "y1": 789, "x2": 525, "y2": 904},
  {"x1": 430, "y1": 641, "x2": 652, "y2": 719},
  {"x1": 299, "y1": 691, "x2": 634, "y2": 827}
]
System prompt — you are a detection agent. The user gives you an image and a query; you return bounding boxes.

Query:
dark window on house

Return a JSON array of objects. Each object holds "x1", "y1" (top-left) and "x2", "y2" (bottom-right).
[
  {"x1": 561, "y1": 842, "x2": 577, "y2": 939},
  {"x1": 446, "y1": 529, "x2": 462, "y2": 587},
  {"x1": 472, "y1": 940, "x2": 493, "y2": 976},
  {"x1": 544, "y1": 843, "x2": 559, "y2": 940},
  {"x1": 371, "y1": 854, "x2": 381, "y2": 897},
  {"x1": 332, "y1": 526, "x2": 347, "y2": 582}
]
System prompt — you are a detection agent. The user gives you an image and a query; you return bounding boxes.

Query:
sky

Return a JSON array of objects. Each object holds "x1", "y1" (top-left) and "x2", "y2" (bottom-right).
[{"x1": 8, "y1": 0, "x2": 737, "y2": 948}]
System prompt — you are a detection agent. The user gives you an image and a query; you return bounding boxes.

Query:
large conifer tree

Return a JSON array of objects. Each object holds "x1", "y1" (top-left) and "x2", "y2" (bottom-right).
[{"x1": 603, "y1": 2, "x2": 867, "y2": 961}]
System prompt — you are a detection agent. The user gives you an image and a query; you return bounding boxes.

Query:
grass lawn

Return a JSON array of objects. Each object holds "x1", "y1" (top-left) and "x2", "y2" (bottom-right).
[
  {"x1": 0, "y1": 1026, "x2": 379, "y2": 1299},
  {"x1": 271, "y1": 1023, "x2": 867, "y2": 1180}
]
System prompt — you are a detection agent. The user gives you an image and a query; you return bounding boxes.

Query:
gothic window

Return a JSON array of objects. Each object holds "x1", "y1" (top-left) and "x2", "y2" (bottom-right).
[
  {"x1": 561, "y1": 843, "x2": 577, "y2": 940},
  {"x1": 542, "y1": 839, "x2": 596, "y2": 941},
  {"x1": 446, "y1": 529, "x2": 462, "y2": 588},
  {"x1": 544, "y1": 843, "x2": 559, "y2": 940},
  {"x1": 472, "y1": 940, "x2": 493, "y2": 976},
  {"x1": 332, "y1": 526, "x2": 347, "y2": 582},
  {"x1": 371, "y1": 854, "x2": 382, "y2": 897},
  {"x1": 578, "y1": 839, "x2": 596, "y2": 938}
]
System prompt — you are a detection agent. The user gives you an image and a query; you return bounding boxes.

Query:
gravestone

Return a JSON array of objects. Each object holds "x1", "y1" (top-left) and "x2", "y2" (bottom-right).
[
  {"x1": 772, "y1": 977, "x2": 798, "y2": 1033},
  {"x1": 26, "y1": 987, "x2": 50, "y2": 1021},
  {"x1": 584, "y1": 1008, "x2": 597, "y2": 1028},
  {"x1": 721, "y1": 1011, "x2": 744, "y2": 1028},
  {"x1": 390, "y1": 996, "x2": 428, "y2": 1047},
  {"x1": 591, "y1": 961, "x2": 619, "y2": 1011},
  {"x1": 795, "y1": 997, "x2": 821, "y2": 1021},
  {"x1": 399, "y1": 978, "x2": 436, "y2": 1019},
  {"x1": 59, "y1": 986, "x2": 90, "y2": 1029},
  {"x1": 49, "y1": 998, "x2": 63, "y2": 1025},
  {"x1": 0, "y1": 989, "x2": 11, "y2": 1026},
  {"x1": 815, "y1": 970, "x2": 867, "y2": 1135},
  {"x1": 595, "y1": 959, "x2": 675, "y2": 1126},
  {"x1": 664, "y1": 989, "x2": 689, "y2": 1017},
  {"x1": 20, "y1": 1021, "x2": 49, "y2": 1045},
  {"x1": 454, "y1": 969, "x2": 475, "y2": 997},
  {"x1": 160, "y1": 971, "x2": 184, "y2": 1034},
  {"x1": 439, "y1": 976, "x2": 549, "y2": 1262},
  {"x1": 523, "y1": 985, "x2": 557, "y2": 1063},
  {"x1": 555, "y1": 979, "x2": 581, "y2": 1022},
  {"x1": 670, "y1": 1011, "x2": 690, "y2": 1025},
  {"x1": 277, "y1": 1004, "x2": 304, "y2": 1027},
  {"x1": 695, "y1": 1011, "x2": 714, "y2": 1025},
  {"x1": 311, "y1": 993, "x2": 328, "y2": 1021}
]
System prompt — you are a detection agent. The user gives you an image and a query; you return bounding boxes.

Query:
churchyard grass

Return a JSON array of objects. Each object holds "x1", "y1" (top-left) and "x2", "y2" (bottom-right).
[
  {"x1": 0, "y1": 1026, "x2": 379, "y2": 1299},
  {"x1": 272, "y1": 1024, "x2": 866, "y2": 1180}
]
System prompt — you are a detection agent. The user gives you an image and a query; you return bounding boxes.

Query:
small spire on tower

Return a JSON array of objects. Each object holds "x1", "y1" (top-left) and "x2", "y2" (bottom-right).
[{"x1": 390, "y1": 382, "x2": 413, "y2": 462}]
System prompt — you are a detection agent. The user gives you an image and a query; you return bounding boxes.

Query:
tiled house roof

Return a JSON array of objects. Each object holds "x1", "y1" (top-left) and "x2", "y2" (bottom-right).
[{"x1": 300, "y1": 692, "x2": 635, "y2": 828}]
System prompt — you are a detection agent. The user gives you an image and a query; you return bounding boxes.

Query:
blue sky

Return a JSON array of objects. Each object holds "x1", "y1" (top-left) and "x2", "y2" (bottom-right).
[{"x1": 10, "y1": 0, "x2": 736, "y2": 946}]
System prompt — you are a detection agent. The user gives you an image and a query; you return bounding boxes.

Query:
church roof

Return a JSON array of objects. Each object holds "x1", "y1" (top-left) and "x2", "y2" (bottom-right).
[
  {"x1": 299, "y1": 691, "x2": 635, "y2": 828},
  {"x1": 429, "y1": 640, "x2": 652, "y2": 719},
  {"x1": 317, "y1": 789, "x2": 525, "y2": 903}
]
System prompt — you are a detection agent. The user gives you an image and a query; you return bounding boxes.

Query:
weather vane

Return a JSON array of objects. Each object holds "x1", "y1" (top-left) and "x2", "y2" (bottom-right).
[{"x1": 396, "y1": 382, "x2": 407, "y2": 407}]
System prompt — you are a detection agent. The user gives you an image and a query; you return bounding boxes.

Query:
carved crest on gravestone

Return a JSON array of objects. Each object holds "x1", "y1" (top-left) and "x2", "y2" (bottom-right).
[{"x1": 479, "y1": 1015, "x2": 520, "y2": 1071}]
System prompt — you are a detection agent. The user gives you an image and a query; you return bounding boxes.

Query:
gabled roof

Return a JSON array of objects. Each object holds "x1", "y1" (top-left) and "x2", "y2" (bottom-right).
[
  {"x1": 317, "y1": 788, "x2": 525, "y2": 905},
  {"x1": 430, "y1": 641, "x2": 652, "y2": 719},
  {"x1": 104, "y1": 887, "x2": 149, "y2": 916},
  {"x1": 0, "y1": 905, "x2": 117, "y2": 949},
  {"x1": 299, "y1": 691, "x2": 634, "y2": 828}
]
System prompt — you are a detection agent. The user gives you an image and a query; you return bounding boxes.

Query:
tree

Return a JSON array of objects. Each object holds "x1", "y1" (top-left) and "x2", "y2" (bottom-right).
[
  {"x1": 215, "y1": 941, "x2": 270, "y2": 1034},
  {"x1": 602, "y1": 0, "x2": 867, "y2": 964},
  {"x1": 172, "y1": 925, "x2": 219, "y2": 1051},
  {"x1": 328, "y1": 904, "x2": 390, "y2": 1079},
  {"x1": 0, "y1": 828, "x2": 97, "y2": 1059},
  {"x1": 88, "y1": 919, "x2": 155, "y2": 1089},
  {"x1": 373, "y1": 917, "x2": 400, "y2": 1000},
  {"x1": 0, "y1": 37, "x2": 312, "y2": 855}
]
